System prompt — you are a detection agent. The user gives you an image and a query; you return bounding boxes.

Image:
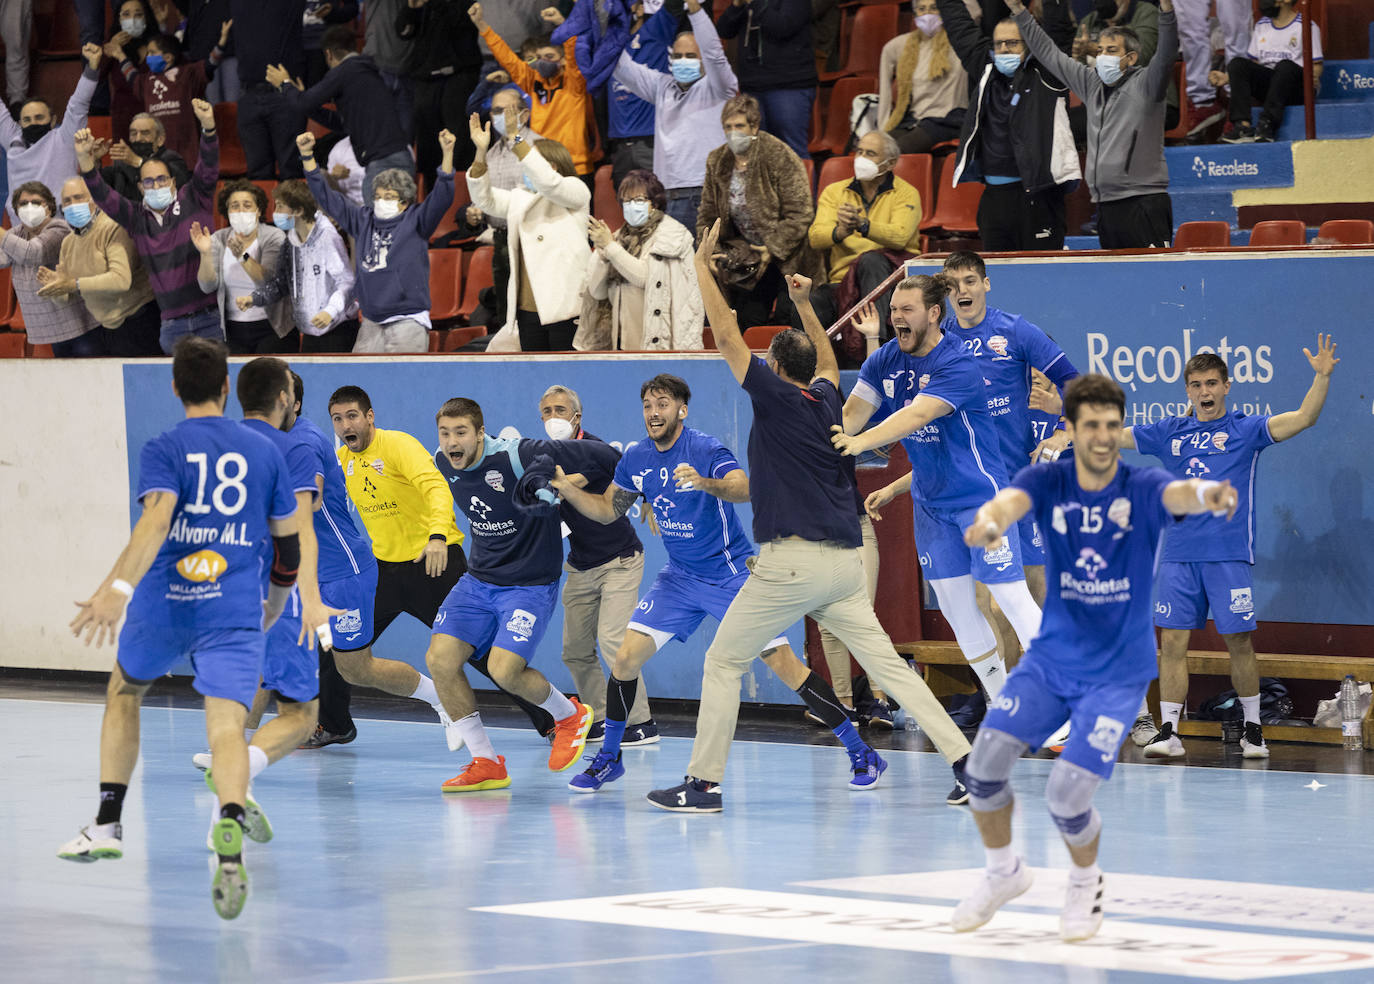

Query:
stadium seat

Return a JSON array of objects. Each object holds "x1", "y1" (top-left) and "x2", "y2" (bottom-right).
[
  {"x1": 88, "y1": 116, "x2": 114, "y2": 146},
  {"x1": 922, "y1": 156, "x2": 982, "y2": 234},
  {"x1": 701, "y1": 327, "x2": 716, "y2": 350},
  {"x1": 804, "y1": 157, "x2": 815, "y2": 194},
  {"x1": 35, "y1": 1, "x2": 82, "y2": 56},
  {"x1": 441, "y1": 326, "x2": 488, "y2": 350},
  {"x1": 456, "y1": 245, "x2": 494, "y2": 324},
  {"x1": 1316, "y1": 219, "x2": 1374, "y2": 245},
  {"x1": 10, "y1": 302, "x2": 25, "y2": 332},
  {"x1": 0, "y1": 333, "x2": 23, "y2": 358},
  {"x1": 593, "y1": 165, "x2": 623, "y2": 231},
  {"x1": 820, "y1": 4, "x2": 898, "y2": 82},
  {"x1": 1248, "y1": 220, "x2": 1306, "y2": 247},
  {"x1": 817, "y1": 155, "x2": 854, "y2": 191},
  {"x1": 0, "y1": 270, "x2": 15, "y2": 326},
  {"x1": 27, "y1": 341, "x2": 54, "y2": 358},
  {"x1": 809, "y1": 76, "x2": 877, "y2": 157},
  {"x1": 1173, "y1": 220, "x2": 1231, "y2": 249},
  {"x1": 893, "y1": 154, "x2": 934, "y2": 227},
  {"x1": 430, "y1": 171, "x2": 472, "y2": 243},
  {"x1": 214, "y1": 103, "x2": 248, "y2": 177},
  {"x1": 428, "y1": 250, "x2": 463, "y2": 324},
  {"x1": 742, "y1": 325, "x2": 788, "y2": 349}
]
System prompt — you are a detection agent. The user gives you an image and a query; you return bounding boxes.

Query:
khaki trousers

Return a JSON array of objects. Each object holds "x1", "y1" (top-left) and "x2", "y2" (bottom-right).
[
  {"x1": 686, "y1": 539, "x2": 971, "y2": 782},
  {"x1": 559, "y1": 551, "x2": 651, "y2": 725}
]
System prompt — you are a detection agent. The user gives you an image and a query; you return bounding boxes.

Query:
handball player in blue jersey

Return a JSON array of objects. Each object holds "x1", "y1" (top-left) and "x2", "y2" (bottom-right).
[
  {"x1": 552, "y1": 372, "x2": 889, "y2": 797},
  {"x1": 951, "y1": 374, "x2": 1238, "y2": 943},
  {"x1": 59, "y1": 338, "x2": 306, "y2": 921},
  {"x1": 1127, "y1": 337, "x2": 1338, "y2": 760}
]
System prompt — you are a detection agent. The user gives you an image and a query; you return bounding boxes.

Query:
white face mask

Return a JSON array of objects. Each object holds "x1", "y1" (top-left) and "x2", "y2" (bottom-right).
[
  {"x1": 17, "y1": 203, "x2": 48, "y2": 229},
  {"x1": 228, "y1": 212, "x2": 258, "y2": 236},
  {"x1": 544, "y1": 417, "x2": 575, "y2": 440},
  {"x1": 853, "y1": 156, "x2": 881, "y2": 182},
  {"x1": 374, "y1": 199, "x2": 401, "y2": 220}
]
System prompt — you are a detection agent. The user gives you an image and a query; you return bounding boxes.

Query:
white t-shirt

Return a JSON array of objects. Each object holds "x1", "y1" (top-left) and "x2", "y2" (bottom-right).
[
  {"x1": 326, "y1": 138, "x2": 366, "y2": 208},
  {"x1": 1248, "y1": 15, "x2": 1322, "y2": 69},
  {"x1": 223, "y1": 238, "x2": 266, "y2": 322}
]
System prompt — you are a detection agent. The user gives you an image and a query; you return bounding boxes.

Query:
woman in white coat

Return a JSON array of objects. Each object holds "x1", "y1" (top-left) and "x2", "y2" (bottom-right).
[
  {"x1": 576, "y1": 169, "x2": 703, "y2": 351},
  {"x1": 466, "y1": 111, "x2": 589, "y2": 352}
]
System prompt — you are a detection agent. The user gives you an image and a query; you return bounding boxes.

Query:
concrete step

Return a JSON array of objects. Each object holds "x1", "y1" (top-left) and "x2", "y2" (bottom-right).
[
  {"x1": 1169, "y1": 189, "x2": 1238, "y2": 226},
  {"x1": 1064, "y1": 235, "x2": 1100, "y2": 250},
  {"x1": 1320, "y1": 61, "x2": 1374, "y2": 102},
  {"x1": 1272, "y1": 101, "x2": 1374, "y2": 140},
  {"x1": 1165, "y1": 143, "x2": 1293, "y2": 191}
]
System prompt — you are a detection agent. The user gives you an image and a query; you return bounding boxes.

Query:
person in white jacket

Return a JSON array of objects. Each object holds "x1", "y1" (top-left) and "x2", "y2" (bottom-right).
[
  {"x1": 239, "y1": 179, "x2": 359, "y2": 353},
  {"x1": 466, "y1": 110, "x2": 590, "y2": 353},
  {"x1": 576, "y1": 169, "x2": 703, "y2": 352}
]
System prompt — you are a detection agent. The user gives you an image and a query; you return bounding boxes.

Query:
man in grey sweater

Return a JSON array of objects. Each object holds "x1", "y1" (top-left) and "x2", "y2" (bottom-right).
[{"x1": 1009, "y1": 0, "x2": 1178, "y2": 249}]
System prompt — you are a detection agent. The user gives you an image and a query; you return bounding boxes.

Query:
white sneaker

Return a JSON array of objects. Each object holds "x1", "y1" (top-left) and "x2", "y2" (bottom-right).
[
  {"x1": 58, "y1": 822, "x2": 123, "y2": 862},
  {"x1": 1240, "y1": 721, "x2": 1269, "y2": 759},
  {"x1": 1042, "y1": 721, "x2": 1071, "y2": 751},
  {"x1": 1143, "y1": 722, "x2": 1186, "y2": 758},
  {"x1": 436, "y1": 705, "x2": 465, "y2": 753},
  {"x1": 1129, "y1": 714, "x2": 1160, "y2": 747},
  {"x1": 1061, "y1": 871, "x2": 1105, "y2": 942},
  {"x1": 192, "y1": 751, "x2": 213, "y2": 771},
  {"x1": 951, "y1": 859, "x2": 1033, "y2": 931}
]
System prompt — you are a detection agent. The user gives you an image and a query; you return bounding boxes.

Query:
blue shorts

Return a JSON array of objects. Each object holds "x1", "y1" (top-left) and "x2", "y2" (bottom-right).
[
  {"x1": 263, "y1": 595, "x2": 320, "y2": 703},
  {"x1": 322, "y1": 565, "x2": 378, "y2": 653},
  {"x1": 1018, "y1": 515, "x2": 1044, "y2": 566},
  {"x1": 627, "y1": 566, "x2": 789, "y2": 653},
  {"x1": 117, "y1": 621, "x2": 265, "y2": 708},
  {"x1": 913, "y1": 501, "x2": 1026, "y2": 584},
  {"x1": 1154, "y1": 560, "x2": 1256, "y2": 634},
  {"x1": 981, "y1": 656, "x2": 1150, "y2": 779},
  {"x1": 432, "y1": 574, "x2": 559, "y2": 662}
]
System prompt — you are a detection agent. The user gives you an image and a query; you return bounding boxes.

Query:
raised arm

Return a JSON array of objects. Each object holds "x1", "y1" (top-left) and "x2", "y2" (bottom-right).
[
  {"x1": 786, "y1": 273, "x2": 839, "y2": 387},
  {"x1": 413, "y1": 129, "x2": 458, "y2": 237},
  {"x1": 1145, "y1": 3, "x2": 1178, "y2": 101},
  {"x1": 188, "y1": 100, "x2": 221, "y2": 202},
  {"x1": 300, "y1": 132, "x2": 364, "y2": 239},
  {"x1": 692, "y1": 4, "x2": 739, "y2": 98},
  {"x1": 1009, "y1": 1, "x2": 1095, "y2": 97},
  {"x1": 935, "y1": 0, "x2": 990, "y2": 72},
  {"x1": 1267, "y1": 333, "x2": 1338, "y2": 442},
  {"x1": 695, "y1": 218, "x2": 752, "y2": 385}
]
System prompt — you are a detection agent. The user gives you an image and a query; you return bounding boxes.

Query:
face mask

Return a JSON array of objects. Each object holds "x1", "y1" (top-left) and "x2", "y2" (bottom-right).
[
  {"x1": 228, "y1": 212, "x2": 258, "y2": 236},
  {"x1": 853, "y1": 156, "x2": 880, "y2": 182},
  {"x1": 144, "y1": 185, "x2": 174, "y2": 210},
  {"x1": 534, "y1": 58, "x2": 560, "y2": 80},
  {"x1": 120, "y1": 16, "x2": 146, "y2": 35},
  {"x1": 1257, "y1": 1, "x2": 1280, "y2": 16},
  {"x1": 492, "y1": 112, "x2": 508, "y2": 138},
  {"x1": 543, "y1": 417, "x2": 575, "y2": 440},
  {"x1": 670, "y1": 58, "x2": 702, "y2": 84},
  {"x1": 129, "y1": 140, "x2": 157, "y2": 161},
  {"x1": 145, "y1": 53, "x2": 167, "y2": 74},
  {"x1": 17, "y1": 203, "x2": 48, "y2": 228},
  {"x1": 374, "y1": 199, "x2": 400, "y2": 220},
  {"x1": 726, "y1": 131, "x2": 756, "y2": 156},
  {"x1": 273, "y1": 212, "x2": 295, "y2": 231},
  {"x1": 1096, "y1": 54, "x2": 1124, "y2": 85},
  {"x1": 621, "y1": 200, "x2": 651, "y2": 227},
  {"x1": 993, "y1": 53, "x2": 1021, "y2": 77},
  {"x1": 21, "y1": 123, "x2": 49, "y2": 146},
  {"x1": 63, "y1": 202, "x2": 93, "y2": 229},
  {"x1": 914, "y1": 13, "x2": 941, "y2": 37}
]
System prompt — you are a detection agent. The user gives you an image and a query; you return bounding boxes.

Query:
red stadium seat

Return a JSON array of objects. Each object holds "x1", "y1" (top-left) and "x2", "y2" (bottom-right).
[
  {"x1": 27, "y1": 340, "x2": 54, "y2": 358},
  {"x1": 88, "y1": 116, "x2": 114, "y2": 146},
  {"x1": 0, "y1": 270, "x2": 15, "y2": 326},
  {"x1": 742, "y1": 325, "x2": 788, "y2": 349},
  {"x1": 428, "y1": 249, "x2": 463, "y2": 324},
  {"x1": 35, "y1": 1, "x2": 82, "y2": 56},
  {"x1": 701, "y1": 327, "x2": 716, "y2": 350},
  {"x1": 214, "y1": 103, "x2": 248, "y2": 177},
  {"x1": 593, "y1": 165, "x2": 623, "y2": 231},
  {"x1": 922, "y1": 155, "x2": 982, "y2": 234},
  {"x1": 429, "y1": 171, "x2": 473, "y2": 242},
  {"x1": 809, "y1": 76, "x2": 877, "y2": 157},
  {"x1": 803, "y1": 157, "x2": 815, "y2": 194},
  {"x1": 1316, "y1": 219, "x2": 1374, "y2": 245},
  {"x1": 441, "y1": 326, "x2": 488, "y2": 350},
  {"x1": 0, "y1": 333, "x2": 23, "y2": 358},
  {"x1": 893, "y1": 154, "x2": 934, "y2": 227},
  {"x1": 820, "y1": 4, "x2": 899, "y2": 82},
  {"x1": 817, "y1": 155, "x2": 854, "y2": 190},
  {"x1": 1248, "y1": 220, "x2": 1306, "y2": 247},
  {"x1": 1173, "y1": 221, "x2": 1231, "y2": 249},
  {"x1": 456, "y1": 246, "x2": 494, "y2": 324}
]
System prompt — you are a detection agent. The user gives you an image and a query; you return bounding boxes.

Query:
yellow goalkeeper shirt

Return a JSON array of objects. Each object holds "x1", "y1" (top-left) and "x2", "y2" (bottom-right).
[{"x1": 338, "y1": 428, "x2": 463, "y2": 563}]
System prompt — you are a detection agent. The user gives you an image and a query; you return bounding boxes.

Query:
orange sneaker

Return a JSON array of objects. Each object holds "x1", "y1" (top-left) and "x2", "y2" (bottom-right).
[
  {"x1": 441, "y1": 755, "x2": 511, "y2": 792},
  {"x1": 548, "y1": 698, "x2": 594, "y2": 772}
]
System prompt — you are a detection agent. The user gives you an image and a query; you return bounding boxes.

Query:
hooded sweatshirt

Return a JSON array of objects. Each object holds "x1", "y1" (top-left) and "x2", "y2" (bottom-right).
[{"x1": 250, "y1": 217, "x2": 357, "y2": 335}]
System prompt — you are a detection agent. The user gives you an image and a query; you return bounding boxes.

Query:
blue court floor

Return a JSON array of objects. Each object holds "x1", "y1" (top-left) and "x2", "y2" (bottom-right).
[{"x1": 6, "y1": 694, "x2": 1374, "y2": 984}]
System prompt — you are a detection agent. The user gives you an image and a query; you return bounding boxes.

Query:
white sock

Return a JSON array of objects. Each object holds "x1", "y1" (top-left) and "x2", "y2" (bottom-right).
[
  {"x1": 410, "y1": 674, "x2": 441, "y2": 708},
  {"x1": 969, "y1": 651, "x2": 1008, "y2": 700},
  {"x1": 539, "y1": 684, "x2": 577, "y2": 721},
  {"x1": 985, "y1": 843, "x2": 1018, "y2": 877},
  {"x1": 1137, "y1": 697, "x2": 1152, "y2": 719},
  {"x1": 455, "y1": 712, "x2": 497, "y2": 761},
  {"x1": 1069, "y1": 861, "x2": 1102, "y2": 886},
  {"x1": 248, "y1": 745, "x2": 268, "y2": 780},
  {"x1": 1238, "y1": 694, "x2": 1261, "y2": 726},
  {"x1": 1160, "y1": 701, "x2": 1184, "y2": 730}
]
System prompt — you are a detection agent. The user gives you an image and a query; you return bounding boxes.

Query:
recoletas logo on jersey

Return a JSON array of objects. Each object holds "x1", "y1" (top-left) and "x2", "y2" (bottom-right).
[
  {"x1": 1075, "y1": 548, "x2": 1107, "y2": 579},
  {"x1": 470, "y1": 496, "x2": 493, "y2": 520},
  {"x1": 485, "y1": 470, "x2": 505, "y2": 492},
  {"x1": 177, "y1": 549, "x2": 228, "y2": 583},
  {"x1": 1185, "y1": 457, "x2": 1210, "y2": 479}
]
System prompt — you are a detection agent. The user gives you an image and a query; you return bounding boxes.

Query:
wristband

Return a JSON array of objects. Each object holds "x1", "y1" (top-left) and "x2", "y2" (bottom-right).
[
  {"x1": 1195, "y1": 480, "x2": 1220, "y2": 506},
  {"x1": 429, "y1": 533, "x2": 447, "y2": 542},
  {"x1": 316, "y1": 623, "x2": 334, "y2": 652},
  {"x1": 110, "y1": 578, "x2": 134, "y2": 598}
]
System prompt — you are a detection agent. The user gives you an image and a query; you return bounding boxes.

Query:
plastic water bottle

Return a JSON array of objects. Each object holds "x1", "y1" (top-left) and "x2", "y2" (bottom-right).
[
  {"x1": 1340, "y1": 674, "x2": 1363, "y2": 751},
  {"x1": 893, "y1": 708, "x2": 919, "y2": 732}
]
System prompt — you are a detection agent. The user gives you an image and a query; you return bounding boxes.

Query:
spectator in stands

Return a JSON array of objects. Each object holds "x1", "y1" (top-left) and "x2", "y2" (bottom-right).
[
  {"x1": 879, "y1": 0, "x2": 978, "y2": 155},
  {"x1": 696, "y1": 94, "x2": 817, "y2": 330},
  {"x1": 362, "y1": 0, "x2": 415, "y2": 139},
  {"x1": 99, "y1": 113, "x2": 192, "y2": 203},
  {"x1": 804, "y1": 130, "x2": 922, "y2": 343},
  {"x1": 604, "y1": 1, "x2": 676, "y2": 189},
  {"x1": 230, "y1": 0, "x2": 309, "y2": 180},
  {"x1": 103, "y1": 1, "x2": 175, "y2": 141},
  {"x1": 1070, "y1": 0, "x2": 1177, "y2": 147},
  {"x1": 470, "y1": 3, "x2": 594, "y2": 178},
  {"x1": 716, "y1": 0, "x2": 816, "y2": 160},
  {"x1": 613, "y1": 0, "x2": 738, "y2": 233},
  {"x1": 937, "y1": 0, "x2": 1079, "y2": 252},
  {"x1": 183, "y1": 0, "x2": 240, "y2": 104},
  {"x1": 192, "y1": 179, "x2": 293, "y2": 353},
  {"x1": 76, "y1": 99, "x2": 223, "y2": 353},
  {"x1": 269, "y1": 25, "x2": 414, "y2": 202},
  {"x1": 1219, "y1": 0, "x2": 1322, "y2": 145},
  {"x1": 0, "y1": 182, "x2": 101, "y2": 357},
  {"x1": 0, "y1": 0, "x2": 33, "y2": 109},
  {"x1": 299, "y1": 127, "x2": 458, "y2": 353},
  {"x1": 467, "y1": 115, "x2": 590, "y2": 352},
  {"x1": 577, "y1": 168, "x2": 704, "y2": 351},
  {"x1": 107, "y1": 24, "x2": 228, "y2": 166},
  {"x1": 238, "y1": 178, "x2": 358, "y2": 353},
  {"x1": 397, "y1": 0, "x2": 483, "y2": 179},
  {"x1": 1176, "y1": 0, "x2": 1251, "y2": 141},
  {"x1": 303, "y1": 1, "x2": 359, "y2": 88},
  {"x1": 1010, "y1": 0, "x2": 1178, "y2": 249},
  {"x1": 326, "y1": 136, "x2": 367, "y2": 207},
  {"x1": 36, "y1": 176, "x2": 162, "y2": 357},
  {"x1": 1, "y1": 44, "x2": 101, "y2": 225}
]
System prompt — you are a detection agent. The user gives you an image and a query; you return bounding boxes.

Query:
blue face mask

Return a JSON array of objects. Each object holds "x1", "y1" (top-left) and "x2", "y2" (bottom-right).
[
  {"x1": 273, "y1": 212, "x2": 295, "y2": 231},
  {"x1": 621, "y1": 200, "x2": 651, "y2": 227},
  {"x1": 492, "y1": 112, "x2": 508, "y2": 138},
  {"x1": 670, "y1": 58, "x2": 702, "y2": 84},
  {"x1": 994, "y1": 53, "x2": 1021, "y2": 77},
  {"x1": 63, "y1": 202, "x2": 93, "y2": 229},
  {"x1": 1095, "y1": 54, "x2": 1124, "y2": 85},
  {"x1": 144, "y1": 186, "x2": 174, "y2": 210},
  {"x1": 145, "y1": 53, "x2": 167, "y2": 74}
]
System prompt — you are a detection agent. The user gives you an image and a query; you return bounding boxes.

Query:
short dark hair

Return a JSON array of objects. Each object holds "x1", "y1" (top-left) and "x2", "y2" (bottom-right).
[
  {"x1": 321, "y1": 24, "x2": 356, "y2": 57},
  {"x1": 217, "y1": 178, "x2": 267, "y2": 222},
  {"x1": 171, "y1": 336, "x2": 228, "y2": 406},
  {"x1": 640, "y1": 373, "x2": 690, "y2": 404},
  {"x1": 619, "y1": 169, "x2": 667, "y2": 212},
  {"x1": 1100, "y1": 25, "x2": 1141, "y2": 56},
  {"x1": 767, "y1": 329, "x2": 817, "y2": 383},
  {"x1": 274, "y1": 179, "x2": 318, "y2": 222},
  {"x1": 236, "y1": 357, "x2": 292, "y2": 415},
  {"x1": 1184, "y1": 352, "x2": 1229, "y2": 384},
  {"x1": 328, "y1": 385, "x2": 372, "y2": 414},
  {"x1": 290, "y1": 370, "x2": 304, "y2": 410},
  {"x1": 11, "y1": 180, "x2": 55, "y2": 217},
  {"x1": 943, "y1": 250, "x2": 986, "y2": 279},
  {"x1": 145, "y1": 32, "x2": 183, "y2": 61},
  {"x1": 437, "y1": 397, "x2": 484, "y2": 429},
  {"x1": 1063, "y1": 374, "x2": 1125, "y2": 425}
]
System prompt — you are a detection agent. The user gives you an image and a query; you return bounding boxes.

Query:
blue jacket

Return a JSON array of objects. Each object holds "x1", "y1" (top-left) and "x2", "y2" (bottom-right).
[{"x1": 552, "y1": 0, "x2": 633, "y2": 95}]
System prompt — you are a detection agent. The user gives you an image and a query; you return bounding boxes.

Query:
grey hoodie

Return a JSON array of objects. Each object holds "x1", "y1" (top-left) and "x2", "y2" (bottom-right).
[{"x1": 1016, "y1": 8, "x2": 1178, "y2": 204}]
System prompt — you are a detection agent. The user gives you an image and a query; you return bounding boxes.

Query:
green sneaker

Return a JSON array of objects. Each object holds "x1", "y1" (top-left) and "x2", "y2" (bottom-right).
[
  {"x1": 204, "y1": 768, "x2": 273, "y2": 843},
  {"x1": 210, "y1": 818, "x2": 249, "y2": 920}
]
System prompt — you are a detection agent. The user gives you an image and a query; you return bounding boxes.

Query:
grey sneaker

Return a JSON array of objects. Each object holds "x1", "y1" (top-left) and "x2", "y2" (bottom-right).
[
  {"x1": 1130, "y1": 714, "x2": 1160, "y2": 747},
  {"x1": 299, "y1": 724, "x2": 357, "y2": 749}
]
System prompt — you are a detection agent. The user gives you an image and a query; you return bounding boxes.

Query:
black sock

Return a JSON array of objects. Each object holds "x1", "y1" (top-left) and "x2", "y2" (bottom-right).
[
  {"x1": 795, "y1": 672, "x2": 851, "y2": 730},
  {"x1": 219, "y1": 803, "x2": 247, "y2": 828},
  {"x1": 607, "y1": 675, "x2": 639, "y2": 723},
  {"x1": 96, "y1": 782, "x2": 127, "y2": 825}
]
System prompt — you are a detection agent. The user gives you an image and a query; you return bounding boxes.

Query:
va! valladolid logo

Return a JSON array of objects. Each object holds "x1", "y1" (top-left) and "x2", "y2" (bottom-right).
[{"x1": 1192, "y1": 155, "x2": 1260, "y2": 179}]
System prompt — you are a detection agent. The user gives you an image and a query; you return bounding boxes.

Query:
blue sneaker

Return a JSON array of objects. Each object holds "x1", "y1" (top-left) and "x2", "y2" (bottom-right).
[
  {"x1": 568, "y1": 748, "x2": 625, "y2": 792},
  {"x1": 848, "y1": 747, "x2": 887, "y2": 790},
  {"x1": 858, "y1": 698, "x2": 895, "y2": 730},
  {"x1": 621, "y1": 719, "x2": 660, "y2": 746},
  {"x1": 584, "y1": 720, "x2": 606, "y2": 744},
  {"x1": 646, "y1": 776, "x2": 723, "y2": 813}
]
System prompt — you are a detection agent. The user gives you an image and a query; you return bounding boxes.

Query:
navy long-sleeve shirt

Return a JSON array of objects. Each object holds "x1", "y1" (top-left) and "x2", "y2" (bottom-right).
[{"x1": 562, "y1": 430, "x2": 643, "y2": 572}]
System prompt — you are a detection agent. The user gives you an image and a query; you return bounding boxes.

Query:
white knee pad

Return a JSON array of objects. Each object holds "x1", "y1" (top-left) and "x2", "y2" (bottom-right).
[
  {"x1": 963, "y1": 727, "x2": 1026, "y2": 812},
  {"x1": 929, "y1": 576, "x2": 997, "y2": 658},
  {"x1": 986, "y1": 580, "x2": 1043, "y2": 650},
  {"x1": 1045, "y1": 759, "x2": 1103, "y2": 847}
]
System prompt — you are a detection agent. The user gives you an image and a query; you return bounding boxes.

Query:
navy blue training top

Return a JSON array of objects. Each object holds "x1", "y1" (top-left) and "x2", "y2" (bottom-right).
[{"x1": 561, "y1": 430, "x2": 643, "y2": 572}]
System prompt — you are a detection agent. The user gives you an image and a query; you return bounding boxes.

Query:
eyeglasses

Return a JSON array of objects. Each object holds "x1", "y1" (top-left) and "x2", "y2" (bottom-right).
[
  {"x1": 139, "y1": 175, "x2": 173, "y2": 189},
  {"x1": 621, "y1": 197, "x2": 650, "y2": 206},
  {"x1": 993, "y1": 39, "x2": 1025, "y2": 51}
]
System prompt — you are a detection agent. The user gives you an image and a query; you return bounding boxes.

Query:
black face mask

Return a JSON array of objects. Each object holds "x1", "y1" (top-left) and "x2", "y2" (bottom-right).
[
  {"x1": 1257, "y1": 1, "x2": 1280, "y2": 17},
  {"x1": 129, "y1": 140, "x2": 157, "y2": 161},
  {"x1": 21, "y1": 122, "x2": 49, "y2": 146},
  {"x1": 1094, "y1": 0, "x2": 1119, "y2": 20}
]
